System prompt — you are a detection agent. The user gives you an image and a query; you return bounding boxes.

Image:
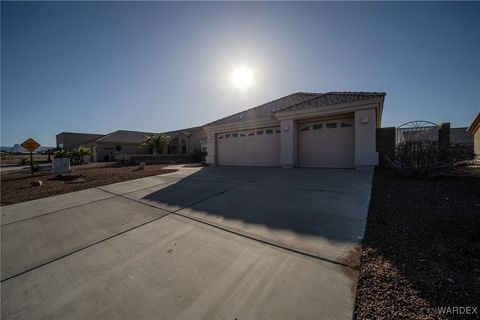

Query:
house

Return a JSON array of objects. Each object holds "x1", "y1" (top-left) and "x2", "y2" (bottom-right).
[
  {"x1": 204, "y1": 92, "x2": 385, "y2": 168},
  {"x1": 467, "y1": 112, "x2": 480, "y2": 157},
  {"x1": 58, "y1": 127, "x2": 206, "y2": 162},
  {"x1": 56, "y1": 132, "x2": 105, "y2": 150},
  {"x1": 78, "y1": 130, "x2": 156, "y2": 162}
]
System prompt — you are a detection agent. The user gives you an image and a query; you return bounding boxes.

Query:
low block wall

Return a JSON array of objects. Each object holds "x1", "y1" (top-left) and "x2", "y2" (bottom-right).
[{"x1": 129, "y1": 154, "x2": 195, "y2": 165}]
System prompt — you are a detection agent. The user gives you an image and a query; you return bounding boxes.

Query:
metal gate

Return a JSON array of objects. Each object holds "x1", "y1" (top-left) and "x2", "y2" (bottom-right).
[{"x1": 396, "y1": 120, "x2": 439, "y2": 144}]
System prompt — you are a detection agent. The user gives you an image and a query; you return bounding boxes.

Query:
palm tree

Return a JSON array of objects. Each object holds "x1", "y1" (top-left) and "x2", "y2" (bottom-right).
[{"x1": 142, "y1": 134, "x2": 171, "y2": 154}]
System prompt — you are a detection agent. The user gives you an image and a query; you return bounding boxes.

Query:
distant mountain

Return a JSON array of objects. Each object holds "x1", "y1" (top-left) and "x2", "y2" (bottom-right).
[{"x1": 0, "y1": 145, "x2": 55, "y2": 153}]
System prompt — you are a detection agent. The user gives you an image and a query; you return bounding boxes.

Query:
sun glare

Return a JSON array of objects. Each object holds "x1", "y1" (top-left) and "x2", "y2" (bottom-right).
[{"x1": 230, "y1": 66, "x2": 254, "y2": 90}]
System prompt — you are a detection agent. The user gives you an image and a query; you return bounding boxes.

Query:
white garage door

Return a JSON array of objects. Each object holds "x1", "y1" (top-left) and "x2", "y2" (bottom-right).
[
  {"x1": 299, "y1": 118, "x2": 354, "y2": 168},
  {"x1": 217, "y1": 127, "x2": 281, "y2": 166}
]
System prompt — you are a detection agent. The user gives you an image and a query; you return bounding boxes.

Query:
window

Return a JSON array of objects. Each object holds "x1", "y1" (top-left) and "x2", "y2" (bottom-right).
[
  {"x1": 232, "y1": 133, "x2": 238, "y2": 138},
  {"x1": 225, "y1": 134, "x2": 231, "y2": 139},
  {"x1": 256, "y1": 130, "x2": 264, "y2": 135},
  {"x1": 275, "y1": 129, "x2": 281, "y2": 133},
  {"x1": 341, "y1": 122, "x2": 352, "y2": 127},
  {"x1": 300, "y1": 126, "x2": 310, "y2": 132},
  {"x1": 218, "y1": 135, "x2": 224, "y2": 139},
  {"x1": 266, "y1": 129, "x2": 274, "y2": 134},
  {"x1": 239, "y1": 132, "x2": 246, "y2": 137},
  {"x1": 248, "y1": 132, "x2": 255, "y2": 136},
  {"x1": 312, "y1": 124, "x2": 322, "y2": 130},
  {"x1": 326, "y1": 122, "x2": 337, "y2": 129}
]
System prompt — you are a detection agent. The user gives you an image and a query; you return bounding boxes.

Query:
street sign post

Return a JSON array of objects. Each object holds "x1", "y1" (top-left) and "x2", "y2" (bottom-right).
[{"x1": 20, "y1": 138, "x2": 41, "y2": 175}]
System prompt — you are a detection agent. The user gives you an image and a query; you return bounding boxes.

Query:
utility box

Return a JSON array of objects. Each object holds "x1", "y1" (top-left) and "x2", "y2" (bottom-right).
[{"x1": 52, "y1": 158, "x2": 71, "y2": 174}]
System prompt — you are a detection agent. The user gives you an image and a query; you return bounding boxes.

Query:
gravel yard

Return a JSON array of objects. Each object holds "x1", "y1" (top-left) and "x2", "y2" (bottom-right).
[
  {"x1": 1, "y1": 163, "x2": 177, "y2": 206},
  {"x1": 354, "y1": 168, "x2": 480, "y2": 319}
]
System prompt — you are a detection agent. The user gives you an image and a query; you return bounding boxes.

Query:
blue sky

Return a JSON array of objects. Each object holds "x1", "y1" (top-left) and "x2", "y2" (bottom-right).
[{"x1": 2, "y1": 1, "x2": 479, "y2": 147}]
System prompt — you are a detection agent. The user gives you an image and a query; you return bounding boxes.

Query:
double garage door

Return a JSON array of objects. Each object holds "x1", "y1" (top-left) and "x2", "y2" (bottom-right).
[{"x1": 216, "y1": 117, "x2": 354, "y2": 168}]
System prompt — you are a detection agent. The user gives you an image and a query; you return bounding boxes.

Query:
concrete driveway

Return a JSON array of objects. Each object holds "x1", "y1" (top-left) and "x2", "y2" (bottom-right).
[{"x1": 1, "y1": 166, "x2": 373, "y2": 319}]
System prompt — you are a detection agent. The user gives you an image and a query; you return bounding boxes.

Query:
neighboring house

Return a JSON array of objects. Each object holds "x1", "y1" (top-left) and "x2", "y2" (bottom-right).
[
  {"x1": 158, "y1": 126, "x2": 207, "y2": 156},
  {"x1": 56, "y1": 132, "x2": 105, "y2": 150},
  {"x1": 467, "y1": 112, "x2": 480, "y2": 157},
  {"x1": 204, "y1": 92, "x2": 385, "y2": 168},
  {"x1": 79, "y1": 130, "x2": 155, "y2": 162},
  {"x1": 58, "y1": 126, "x2": 206, "y2": 162}
]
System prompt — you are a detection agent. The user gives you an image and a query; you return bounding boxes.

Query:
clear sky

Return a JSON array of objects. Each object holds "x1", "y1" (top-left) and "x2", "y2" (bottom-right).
[{"x1": 2, "y1": 1, "x2": 479, "y2": 147}]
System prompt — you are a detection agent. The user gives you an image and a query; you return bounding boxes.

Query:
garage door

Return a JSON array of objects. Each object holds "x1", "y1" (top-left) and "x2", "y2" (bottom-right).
[
  {"x1": 217, "y1": 127, "x2": 281, "y2": 166},
  {"x1": 299, "y1": 118, "x2": 354, "y2": 168}
]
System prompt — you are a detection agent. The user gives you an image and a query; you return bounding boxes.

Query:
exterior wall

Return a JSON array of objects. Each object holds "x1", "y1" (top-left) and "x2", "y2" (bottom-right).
[
  {"x1": 450, "y1": 127, "x2": 473, "y2": 146},
  {"x1": 56, "y1": 133, "x2": 104, "y2": 150},
  {"x1": 376, "y1": 127, "x2": 395, "y2": 165},
  {"x1": 354, "y1": 109, "x2": 378, "y2": 167},
  {"x1": 188, "y1": 128, "x2": 207, "y2": 155},
  {"x1": 205, "y1": 132, "x2": 217, "y2": 165},
  {"x1": 475, "y1": 131, "x2": 480, "y2": 156},
  {"x1": 280, "y1": 119, "x2": 298, "y2": 168}
]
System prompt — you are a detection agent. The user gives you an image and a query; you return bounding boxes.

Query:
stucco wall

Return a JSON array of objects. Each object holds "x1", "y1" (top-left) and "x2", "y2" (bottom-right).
[
  {"x1": 450, "y1": 127, "x2": 473, "y2": 146},
  {"x1": 354, "y1": 109, "x2": 378, "y2": 167},
  {"x1": 475, "y1": 131, "x2": 480, "y2": 156},
  {"x1": 56, "y1": 133, "x2": 104, "y2": 150}
]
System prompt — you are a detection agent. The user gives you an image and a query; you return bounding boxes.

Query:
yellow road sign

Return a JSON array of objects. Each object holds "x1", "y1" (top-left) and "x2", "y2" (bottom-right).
[{"x1": 21, "y1": 138, "x2": 41, "y2": 153}]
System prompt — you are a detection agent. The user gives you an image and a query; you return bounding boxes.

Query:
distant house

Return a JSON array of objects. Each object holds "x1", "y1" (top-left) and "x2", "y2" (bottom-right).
[
  {"x1": 56, "y1": 132, "x2": 105, "y2": 150},
  {"x1": 56, "y1": 127, "x2": 206, "y2": 162},
  {"x1": 467, "y1": 112, "x2": 480, "y2": 157}
]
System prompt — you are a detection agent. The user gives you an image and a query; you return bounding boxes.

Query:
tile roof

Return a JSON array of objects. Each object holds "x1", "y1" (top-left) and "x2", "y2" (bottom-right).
[
  {"x1": 96, "y1": 130, "x2": 158, "y2": 144},
  {"x1": 277, "y1": 92, "x2": 386, "y2": 113},
  {"x1": 205, "y1": 92, "x2": 322, "y2": 126},
  {"x1": 205, "y1": 92, "x2": 385, "y2": 127}
]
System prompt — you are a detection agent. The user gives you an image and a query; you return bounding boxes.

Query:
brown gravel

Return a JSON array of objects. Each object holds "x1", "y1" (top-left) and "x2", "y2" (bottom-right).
[
  {"x1": 354, "y1": 168, "x2": 480, "y2": 320},
  {"x1": 1, "y1": 163, "x2": 177, "y2": 206}
]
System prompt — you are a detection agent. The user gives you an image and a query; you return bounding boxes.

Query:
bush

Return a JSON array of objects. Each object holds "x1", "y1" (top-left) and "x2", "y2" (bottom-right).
[
  {"x1": 386, "y1": 140, "x2": 442, "y2": 179},
  {"x1": 386, "y1": 140, "x2": 474, "y2": 179}
]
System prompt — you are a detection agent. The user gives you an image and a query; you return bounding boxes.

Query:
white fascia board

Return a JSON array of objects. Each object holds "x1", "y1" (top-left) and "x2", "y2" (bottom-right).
[{"x1": 204, "y1": 118, "x2": 280, "y2": 134}]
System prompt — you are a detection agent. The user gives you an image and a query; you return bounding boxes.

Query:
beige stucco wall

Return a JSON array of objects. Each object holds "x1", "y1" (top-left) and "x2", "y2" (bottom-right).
[
  {"x1": 475, "y1": 131, "x2": 480, "y2": 156},
  {"x1": 354, "y1": 109, "x2": 379, "y2": 167},
  {"x1": 56, "y1": 133, "x2": 104, "y2": 150},
  {"x1": 280, "y1": 119, "x2": 298, "y2": 168}
]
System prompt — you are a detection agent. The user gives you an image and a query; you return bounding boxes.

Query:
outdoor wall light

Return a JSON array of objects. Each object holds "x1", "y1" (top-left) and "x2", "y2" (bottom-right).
[
  {"x1": 361, "y1": 117, "x2": 369, "y2": 124},
  {"x1": 283, "y1": 125, "x2": 289, "y2": 132}
]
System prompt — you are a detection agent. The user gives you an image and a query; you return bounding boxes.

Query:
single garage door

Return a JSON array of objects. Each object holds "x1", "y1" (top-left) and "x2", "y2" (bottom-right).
[
  {"x1": 217, "y1": 127, "x2": 281, "y2": 166},
  {"x1": 299, "y1": 118, "x2": 354, "y2": 168}
]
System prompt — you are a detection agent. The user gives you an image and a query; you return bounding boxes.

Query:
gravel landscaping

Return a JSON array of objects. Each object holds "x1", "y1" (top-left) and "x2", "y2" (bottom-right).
[
  {"x1": 354, "y1": 168, "x2": 480, "y2": 319},
  {"x1": 1, "y1": 163, "x2": 177, "y2": 206}
]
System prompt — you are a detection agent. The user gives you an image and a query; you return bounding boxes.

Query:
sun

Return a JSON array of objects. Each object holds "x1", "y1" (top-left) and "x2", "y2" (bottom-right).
[{"x1": 230, "y1": 66, "x2": 254, "y2": 90}]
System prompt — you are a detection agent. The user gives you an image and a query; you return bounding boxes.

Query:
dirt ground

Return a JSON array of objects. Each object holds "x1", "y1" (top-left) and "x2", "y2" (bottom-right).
[
  {"x1": 1, "y1": 163, "x2": 177, "y2": 206},
  {"x1": 0, "y1": 153, "x2": 49, "y2": 165},
  {"x1": 354, "y1": 168, "x2": 480, "y2": 320}
]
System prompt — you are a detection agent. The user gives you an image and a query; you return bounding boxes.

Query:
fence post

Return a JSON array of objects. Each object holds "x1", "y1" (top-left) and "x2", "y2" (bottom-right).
[{"x1": 438, "y1": 122, "x2": 450, "y2": 157}]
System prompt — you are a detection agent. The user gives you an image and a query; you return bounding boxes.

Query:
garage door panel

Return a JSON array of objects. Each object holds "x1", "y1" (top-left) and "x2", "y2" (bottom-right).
[
  {"x1": 217, "y1": 127, "x2": 280, "y2": 166},
  {"x1": 299, "y1": 119, "x2": 354, "y2": 168}
]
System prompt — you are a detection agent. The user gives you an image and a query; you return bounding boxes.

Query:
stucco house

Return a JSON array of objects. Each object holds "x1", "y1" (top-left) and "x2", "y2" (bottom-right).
[
  {"x1": 467, "y1": 112, "x2": 480, "y2": 157},
  {"x1": 57, "y1": 127, "x2": 206, "y2": 162},
  {"x1": 204, "y1": 92, "x2": 385, "y2": 169},
  {"x1": 56, "y1": 132, "x2": 105, "y2": 150}
]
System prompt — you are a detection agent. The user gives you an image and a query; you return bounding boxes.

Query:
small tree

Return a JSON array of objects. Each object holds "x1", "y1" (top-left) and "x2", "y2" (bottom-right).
[
  {"x1": 68, "y1": 147, "x2": 92, "y2": 164},
  {"x1": 142, "y1": 134, "x2": 171, "y2": 154}
]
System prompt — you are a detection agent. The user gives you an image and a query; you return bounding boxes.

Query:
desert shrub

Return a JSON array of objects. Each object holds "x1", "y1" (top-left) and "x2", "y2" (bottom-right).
[
  {"x1": 387, "y1": 140, "x2": 443, "y2": 178},
  {"x1": 386, "y1": 140, "x2": 474, "y2": 179}
]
